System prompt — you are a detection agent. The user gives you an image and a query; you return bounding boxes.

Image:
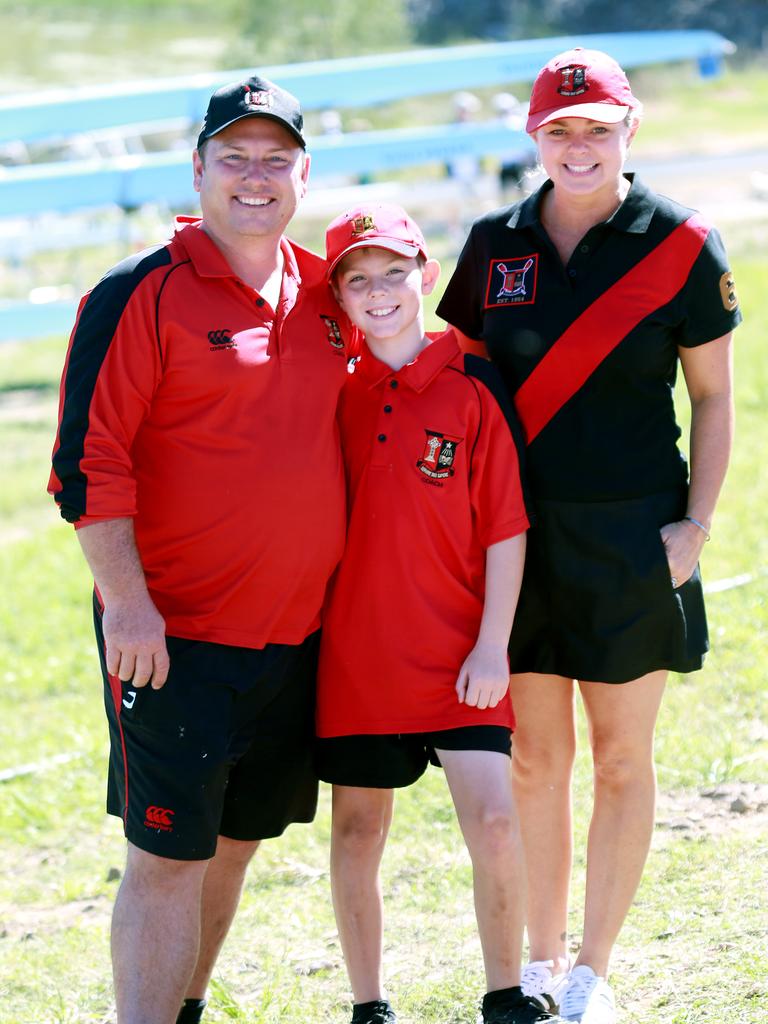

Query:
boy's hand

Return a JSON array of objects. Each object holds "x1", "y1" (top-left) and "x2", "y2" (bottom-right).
[{"x1": 455, "y1": 642, "x2": 511, "y2": 710}]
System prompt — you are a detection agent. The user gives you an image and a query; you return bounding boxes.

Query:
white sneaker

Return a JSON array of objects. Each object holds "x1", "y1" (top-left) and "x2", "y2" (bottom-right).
[
  {"x1": 559, "y1": 966, "x2": 616, "y2": 1023},
  {"x1": 521, "y1": 960, "x2": 571, "y2": 1013}
]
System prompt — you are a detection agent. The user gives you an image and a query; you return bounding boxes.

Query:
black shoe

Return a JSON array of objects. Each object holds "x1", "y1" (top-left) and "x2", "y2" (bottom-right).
[
  {"x1": 350, "y1": 999, "x2": 397, "y2": 1024},
  {"x1": 483, "y1": 987, "x2": 564, "y2": 1024}
]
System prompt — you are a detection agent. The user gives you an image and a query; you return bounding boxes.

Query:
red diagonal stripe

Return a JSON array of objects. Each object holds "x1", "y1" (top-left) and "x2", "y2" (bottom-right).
[{"x1": 514, "y1": 214, "x2": 710, "y2": 444}]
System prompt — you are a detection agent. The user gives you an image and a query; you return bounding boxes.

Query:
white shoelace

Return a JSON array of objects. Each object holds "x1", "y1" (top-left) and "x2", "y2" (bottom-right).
[{"x1": 521, "y1": 960, "x2": 557, "y2": 996}]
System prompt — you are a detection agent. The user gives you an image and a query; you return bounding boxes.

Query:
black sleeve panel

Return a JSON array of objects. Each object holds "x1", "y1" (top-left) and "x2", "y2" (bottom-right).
[{"x1": 52, "y1": 245, "x2": 172, "y2": 522}]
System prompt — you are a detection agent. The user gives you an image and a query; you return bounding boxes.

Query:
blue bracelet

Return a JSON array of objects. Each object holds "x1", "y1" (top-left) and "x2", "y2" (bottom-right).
[{"x1": 684, "y1": 515, "x2": 711, "y2": 541}]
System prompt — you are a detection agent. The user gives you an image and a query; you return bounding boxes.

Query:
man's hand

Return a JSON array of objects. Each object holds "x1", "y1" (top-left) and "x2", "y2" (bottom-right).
[
  {"x1": 455, "y1": 642, "x2": 510, "y2": 710},
  {"x1": 103, "y1": 593, "x2": 169, "y2": 689},
  {"x1": 76, "y1": 519, "x2": 170, "y2": 689}
]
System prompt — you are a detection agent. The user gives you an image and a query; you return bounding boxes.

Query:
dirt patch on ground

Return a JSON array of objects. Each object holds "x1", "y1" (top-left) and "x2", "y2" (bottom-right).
[{"x1": 656, "y1": 781, "x2": 768, "y2": 837}]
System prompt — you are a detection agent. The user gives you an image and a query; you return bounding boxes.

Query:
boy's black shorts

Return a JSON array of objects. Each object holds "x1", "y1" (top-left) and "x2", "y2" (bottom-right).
[
  {"x1": 95, "y1": 596, "x2": 320, "y2": 861},
  {"x1": 316, "y1": 725, "x2": 511, "y2": 789}
]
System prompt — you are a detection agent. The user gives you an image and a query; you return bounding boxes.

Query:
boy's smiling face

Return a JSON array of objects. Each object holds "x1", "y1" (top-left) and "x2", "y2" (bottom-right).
[{"x1": 334, "y1": 247, "x2": 439, "y2": 347}]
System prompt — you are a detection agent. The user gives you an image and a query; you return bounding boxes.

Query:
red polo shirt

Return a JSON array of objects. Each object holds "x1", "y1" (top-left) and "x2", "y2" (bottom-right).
[
  {"x1": 49, "y1": 218, "x2": 354, "y2": 648},
  {"x1": 316, "y1": 329, "x2": 529, "y2": 737}
]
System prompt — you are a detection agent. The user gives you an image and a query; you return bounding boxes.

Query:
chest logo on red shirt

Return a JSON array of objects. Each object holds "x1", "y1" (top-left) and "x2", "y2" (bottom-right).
[
  {"x1": 485, "y1": 255, "x2": 538, "y2": 308},
  {"x1": 417, "y1": 430, "x2": 463, "y2": 481},
  {"x1": 319, "y1": 314, "x2": 345, "y2": 351},
  {"x1": 208, "y1": 328, "x2": 237, "y2": 350}
]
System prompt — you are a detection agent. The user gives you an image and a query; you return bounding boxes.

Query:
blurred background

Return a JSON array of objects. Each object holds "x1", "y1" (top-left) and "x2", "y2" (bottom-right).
[{"x1": 1, "y1": 0, "x2": 767, "y2": 334}]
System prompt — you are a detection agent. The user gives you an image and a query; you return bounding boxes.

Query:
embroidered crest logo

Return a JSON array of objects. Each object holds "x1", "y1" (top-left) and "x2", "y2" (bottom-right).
[
  {"x1": 319, "y1": 314, "x2": 345, "y2": 350},
  {"x1": 417, "y1": 430, "x2": 463, "y2": 481},
  {"x1": 557, "y1": 65, "x2": 589, "y2": 97},
  {"x1": 351, "y1": 214, "x2": 376, "y2": 235},
  {"x1": 484, "y1": 255, "x2": 538, "y2": 308},
  {"x1": 244, "y1": 86, "x2": 273, "y2": 108},
  {"x1": 208, "y1": 328, "x2": 237, "y2": 350}
]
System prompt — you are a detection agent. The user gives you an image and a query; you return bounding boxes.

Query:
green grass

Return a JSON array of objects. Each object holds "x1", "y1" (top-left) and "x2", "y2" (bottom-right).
[{"x1": 630, "y1": 62, "x2": 768, "y2": 155}]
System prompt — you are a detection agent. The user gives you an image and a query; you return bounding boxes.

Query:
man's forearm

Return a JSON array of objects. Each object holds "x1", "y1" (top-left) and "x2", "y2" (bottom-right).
[
  {"x1": 76, "y1": 518, "x2": 150, "y2": 601},
  {"x1": 76, "y1": 518, "x2": 170, "y2": 688}
]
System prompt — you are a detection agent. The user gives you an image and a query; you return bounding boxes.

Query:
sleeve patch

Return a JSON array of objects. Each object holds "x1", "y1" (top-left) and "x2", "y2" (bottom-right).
[{"x1": 719, "y1": 270, "x2": 738, "y2": 312}]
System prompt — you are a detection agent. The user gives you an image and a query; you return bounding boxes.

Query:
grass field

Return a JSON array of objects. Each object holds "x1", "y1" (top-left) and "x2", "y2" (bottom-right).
[{"x1": 0, "y1": 251, "x2": 766, "y2": 1022}]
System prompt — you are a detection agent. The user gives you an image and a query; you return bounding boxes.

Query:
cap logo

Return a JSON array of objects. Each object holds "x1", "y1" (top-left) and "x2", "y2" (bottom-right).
[
  {"x1": 351, "y1": 214, "x2": 376, "y2": 235},
  {"x1": 244, "y1": 85, "x2": 273, "y2": 108},
  {"x1": 557, "y1": 65, "x2": 589, "y2": 97}
]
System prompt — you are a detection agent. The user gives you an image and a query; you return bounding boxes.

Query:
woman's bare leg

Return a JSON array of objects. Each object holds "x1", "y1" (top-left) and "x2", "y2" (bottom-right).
[{"x1": 576, "y1": 670, "x2": 667, "y2": 976}]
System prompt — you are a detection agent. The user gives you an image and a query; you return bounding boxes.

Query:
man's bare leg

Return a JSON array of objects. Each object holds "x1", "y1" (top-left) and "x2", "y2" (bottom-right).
[
  {"x1": 184, "y1": 836, "x2": 261, "y2": 1001},
  {"x1": 112, "y1": 842, "x2": 209, "y2": 1024}
]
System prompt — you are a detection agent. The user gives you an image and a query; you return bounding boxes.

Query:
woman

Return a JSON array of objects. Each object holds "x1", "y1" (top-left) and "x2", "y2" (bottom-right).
[{"x1": 436, "y1": 47, "x2": 740, "y2": 1024}]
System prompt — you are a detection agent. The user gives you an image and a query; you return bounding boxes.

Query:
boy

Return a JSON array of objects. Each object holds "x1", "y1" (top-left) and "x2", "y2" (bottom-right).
[{"x1": 316, "y1": 204, "x2": 562, "y2": 1024}]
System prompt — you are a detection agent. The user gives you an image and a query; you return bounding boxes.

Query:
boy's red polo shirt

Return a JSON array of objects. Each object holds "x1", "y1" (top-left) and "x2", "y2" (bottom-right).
[{"x1": 317, "y1": 329, "x2": 530, "y2": 737}]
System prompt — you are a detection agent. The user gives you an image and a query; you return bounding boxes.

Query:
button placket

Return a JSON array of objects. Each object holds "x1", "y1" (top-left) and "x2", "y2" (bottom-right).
[{"x1": 370, "y1": 379, "x2": 399, "y2": 466}]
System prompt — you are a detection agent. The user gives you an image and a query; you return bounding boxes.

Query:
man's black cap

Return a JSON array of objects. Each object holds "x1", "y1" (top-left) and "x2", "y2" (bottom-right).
[{"x1": 196, "y1": 75, "x2": 306, "y2": 150}]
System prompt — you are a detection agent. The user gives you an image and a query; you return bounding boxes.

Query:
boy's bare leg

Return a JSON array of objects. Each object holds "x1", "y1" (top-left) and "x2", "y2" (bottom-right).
[
  {"x1": 184, "y1": 836, "x2": 261, "y2": 1000},
  {"x1": 331, "y1": 786, "x2": 395, "y2": 1002},
  {"x1": 438, "y1": 748, "x2": 525, "y2": 991},
  {"x1": 112, "y1": 843, "x2": 209, "y2": 1024},
  {"x1": 509, "y1": 673, "x2": 576, "y2": 975}
]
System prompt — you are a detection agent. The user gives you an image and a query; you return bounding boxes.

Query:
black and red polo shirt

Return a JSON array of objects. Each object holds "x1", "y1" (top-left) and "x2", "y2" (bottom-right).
[
  {"x1": 49, "y1": 218, "x2": 355, "y2": 648},
  {"x1": 437, "y1": 175, "x2": 741, "y2": 502},
  {"x1": 316, "y1": 329, "x2": 530, "y2": 738}
]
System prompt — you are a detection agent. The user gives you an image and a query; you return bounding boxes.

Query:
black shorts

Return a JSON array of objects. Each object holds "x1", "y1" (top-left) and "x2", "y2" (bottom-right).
[
  {"x1": 316, "y1": 725, "x2": 511, "y2": 789},
  {"x1": 95, "y1": 596, "x2": 320, "y2": 860},
  {"x1": 508, "y1": 488, "x2": 709, "y2": 684}
]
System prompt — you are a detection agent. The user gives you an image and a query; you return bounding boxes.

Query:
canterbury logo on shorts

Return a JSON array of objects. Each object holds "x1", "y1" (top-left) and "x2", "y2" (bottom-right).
[{"x1": 144, "y1": 805, "x2": 175, "y2": 831}]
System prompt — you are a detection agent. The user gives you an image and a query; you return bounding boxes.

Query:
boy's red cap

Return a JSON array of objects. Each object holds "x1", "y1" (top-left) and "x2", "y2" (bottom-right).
[
  {"x1": 525, "y1": 47, "x2": 640, "y2": 133},
  {"x1": 326, "y1": 203, "x2": 428, "y2": 278}
]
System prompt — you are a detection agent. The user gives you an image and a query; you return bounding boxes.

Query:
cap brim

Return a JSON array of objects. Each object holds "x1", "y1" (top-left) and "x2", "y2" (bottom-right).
[
  {"x1": 327, "y1": 238, "x2": 422, "y2": 278},
  {"x1": 199, "y1": 111, "x2": 306, "y2": 149},
  {"x1": 526, "y1": 103, "x2": 629, "y2": 133}
]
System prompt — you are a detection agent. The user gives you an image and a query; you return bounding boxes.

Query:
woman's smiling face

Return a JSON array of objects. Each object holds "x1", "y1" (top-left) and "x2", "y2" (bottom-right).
[{"x1": 534, "y1": 116, "x2": 638, "y2": 201}]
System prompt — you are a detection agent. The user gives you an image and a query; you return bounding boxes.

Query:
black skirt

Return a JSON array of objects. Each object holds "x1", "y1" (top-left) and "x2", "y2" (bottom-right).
[{"x1": 508, "y1": 489, "x2": 709, "y2": 683}]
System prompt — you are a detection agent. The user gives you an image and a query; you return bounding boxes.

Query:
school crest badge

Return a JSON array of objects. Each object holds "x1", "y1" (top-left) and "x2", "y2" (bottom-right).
[
  {"x1": 557, "y1": 65, "x2": 589, "y2": 97},
  {"x1": 417, "y1": 430, "x2": 463, "y2": 481},
  {"x1": 351, "y1": 214, "x2": 376, "y2": 235},
  {"x1": 485, "y1": 255, "x2": 538, "y2": 308},
  {"x1": 244, "y1": 86, "x2": 273, "y2": 108},
  {"x1": 319, "y1": 314, "x2": 344, "y2": 350}
]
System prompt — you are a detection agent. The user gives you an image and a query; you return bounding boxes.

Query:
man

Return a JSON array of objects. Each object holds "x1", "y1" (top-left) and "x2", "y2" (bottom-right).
[{"x1": 48, "y1": 75, "x2": 354, "y2": 1024}]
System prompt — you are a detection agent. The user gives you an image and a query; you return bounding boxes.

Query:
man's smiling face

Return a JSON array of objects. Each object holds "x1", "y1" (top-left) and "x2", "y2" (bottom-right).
[{"x1": 193, "y1": 118, "x2": 309, "y2": 249}]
